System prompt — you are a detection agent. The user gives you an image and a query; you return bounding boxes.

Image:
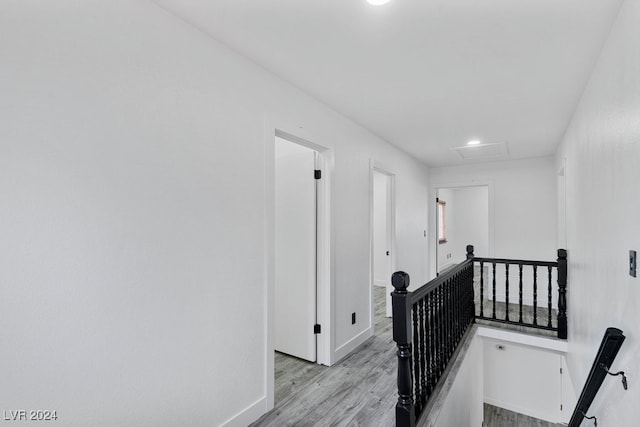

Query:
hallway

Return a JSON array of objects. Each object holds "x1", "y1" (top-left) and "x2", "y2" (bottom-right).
[
  {"x1": 252, "y1": 286, "x2": 396, "y2": 426},
  {"x1": 253, "y1": 285, "x2": 565, "y2": 426}
]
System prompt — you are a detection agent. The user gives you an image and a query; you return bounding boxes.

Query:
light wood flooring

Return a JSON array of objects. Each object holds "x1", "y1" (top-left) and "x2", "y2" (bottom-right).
[
  {"x1": 483, "y1": 404, "x2": 564, "y2": 427},
  {"x1": 251, "y1": 286, "x2": 395, "y2": 426},
  {"x1": 252, "y1": 285, "x2": 563, "y2": 426}
]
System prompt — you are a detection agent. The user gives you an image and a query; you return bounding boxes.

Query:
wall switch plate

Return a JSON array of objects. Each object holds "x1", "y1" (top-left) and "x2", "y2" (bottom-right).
[
  {"x1": 630, "y1": 250, "x2": 637, "y2": 277},
  {"x1": 352, "y1": 312, "x2": 356, "y2": 324}
]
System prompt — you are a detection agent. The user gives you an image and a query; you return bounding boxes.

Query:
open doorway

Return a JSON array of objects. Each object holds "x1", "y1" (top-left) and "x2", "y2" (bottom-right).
[
  {"x1": 435, "y1": 185, "x2": 489, "y2": 274},
  {"x1": 371, "y1": 167, "x2": 396, "y2": 330},
  {"x1": 270, "y1": 132, "x2": 332, "y2": 408}
]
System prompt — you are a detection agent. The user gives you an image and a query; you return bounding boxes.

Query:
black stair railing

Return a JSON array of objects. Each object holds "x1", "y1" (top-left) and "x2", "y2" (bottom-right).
[
  {"x1": 391, "y1": 256, "x2": 475, "y2": 426},
  {"x1": 568, "y1": 327, "x2": 626, "y2": 427},
  {"x1": 391, "y1": 245, "x2": 568, "y2": 427},
  {"x1": 472, "y1": 247, "x2": 567, "y2": 338}
]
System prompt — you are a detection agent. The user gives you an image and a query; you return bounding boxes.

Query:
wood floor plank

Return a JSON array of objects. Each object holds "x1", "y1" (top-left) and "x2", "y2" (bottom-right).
[
  {"x1": 483, "y1": 403, "x2": 563, "y2": 427},
  {"x1": 252, "y1": 283, "x2": 563, "y2": 426},
  {"x1": 251, "y1": 286, "x2": 395, "y2": 427}
]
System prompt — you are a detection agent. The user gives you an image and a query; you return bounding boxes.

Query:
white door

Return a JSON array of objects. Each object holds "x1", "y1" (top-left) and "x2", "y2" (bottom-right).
[{"x1": 274, "y1": 137, "x2": 317, "y2": 362}]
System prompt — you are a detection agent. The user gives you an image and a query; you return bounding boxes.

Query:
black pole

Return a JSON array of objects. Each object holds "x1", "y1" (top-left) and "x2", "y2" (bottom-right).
[
  {"x1": 557, "y1": 249, "x2": 568, "y2": 339},
  {"x1": 391, "y1": 271, "x2": 415, "y2": 427},
  {"x1": 466, "y1": 245, "x2": 474, "y2": 260},
  {"x1": 466, "y1": 245, "x2": 475, "y2": 321}
]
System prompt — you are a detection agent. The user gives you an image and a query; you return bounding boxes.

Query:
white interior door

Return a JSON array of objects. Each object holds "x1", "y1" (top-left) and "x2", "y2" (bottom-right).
[{"x1": 274, "y1": 137, "x2": 317, "y2": 362}]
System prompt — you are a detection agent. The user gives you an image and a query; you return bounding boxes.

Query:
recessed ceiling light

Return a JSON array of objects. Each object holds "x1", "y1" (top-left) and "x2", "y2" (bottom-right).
[
  {"x1": 467, "y1": 140, "x2": 481, "y2": 146},
  {"x1": 367, "y1": 0, "x2": 391, "y2": 5}
]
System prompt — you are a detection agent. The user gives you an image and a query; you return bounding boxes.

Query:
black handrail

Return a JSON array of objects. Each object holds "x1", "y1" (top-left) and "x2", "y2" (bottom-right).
[
  {"x1": 391, "y1": 257, "x2": 475, "y2": 426},
  {"x1": 392, "y1": 245, "x2": 568, "y2": 427},
  {"x1": 568, "y1": 327, "x2": 626, "y2": 427},
  {"x1": 471, "y1": 248, "x2": 567, "y2": 338}
]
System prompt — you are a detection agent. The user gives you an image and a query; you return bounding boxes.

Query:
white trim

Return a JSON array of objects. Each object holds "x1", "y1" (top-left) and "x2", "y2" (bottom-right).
[
  {"x1": 429, "y1": 181, "x2": 494, "y2": 278},
  {"x1": 263, "y1": 116, "x2": 335, "y2": 416},
  {"x1": 333, "y1": 327, "x2": 372, "y2": 363},
  {"x1": 477, "y1": 326, "x2": 568, "y2": 353},
  {"x1": 220, "y1": 397, "x2": 266, "y2": 427},
  {"x1": 369, "y1": 160, "x2": 397, "y2": 331}
]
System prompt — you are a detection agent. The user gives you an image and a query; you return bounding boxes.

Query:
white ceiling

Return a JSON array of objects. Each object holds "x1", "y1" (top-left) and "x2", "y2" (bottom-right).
[{"x1": 153, "y1": 0, "x2": 622, "y2": 167}]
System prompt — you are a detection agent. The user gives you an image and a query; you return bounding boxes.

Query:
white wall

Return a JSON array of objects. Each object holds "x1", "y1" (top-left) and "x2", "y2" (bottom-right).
[
  {"x1": 0, "y1": 1, "x2": 430, "y2": 425},
  {"x1": 430, "y1": 157, "x2": 557, "y2": 278},
  {"x1": 428, "y1": 334, "x2": 484, "y2": 427},
  {"x1": 440, "y1": 186, "x2": 489, "y2": 265},
  {"x1": 555, "y1": 1, "x2": 640, "y2": 424},
  {"x1": 483, "y1": 338, "x2": 562, "y2": 423},
  {"x1": 452, "y1": 186, "x2": 489, "y2": 262}
]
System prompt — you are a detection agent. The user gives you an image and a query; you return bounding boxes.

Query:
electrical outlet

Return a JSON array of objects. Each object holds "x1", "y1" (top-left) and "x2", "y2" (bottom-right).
[
  {"x1": 352, "y1": 312, "x2": 356, "y2": 324},
  {"x1": 630, "y1": 250, "x2": 637, "y2": 277}
]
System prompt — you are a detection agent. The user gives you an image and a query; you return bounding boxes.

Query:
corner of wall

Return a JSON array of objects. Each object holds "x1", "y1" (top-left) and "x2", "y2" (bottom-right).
[
  {"x1": 332, "y1": 327, "x2": 372, "y2": 364},
  {"x1": 220, "y1": 397, "x2": 267, "y2": 427}
]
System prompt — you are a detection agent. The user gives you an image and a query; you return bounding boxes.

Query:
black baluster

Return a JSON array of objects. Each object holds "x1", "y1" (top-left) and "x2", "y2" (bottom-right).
[
  {"x1": 557, "y1": 249, "x2": 568, "y2": 339},
  {"x1": 452, "y1": 275, "x2": 457, "y2": 351},
  {"x1": 468, "y1": 263, "x2": 473, "y2": 324},
  {"x1": 492, "y1": 262, "x2": 497, "y2": 319},
  {"x1": 452, "y1": 273, "x2": 458, "y2": 341},
  {"x1": 466, "y1": 245, "x2": 475, "y2": 325},
  {"x1": 438, "y1": 283, "x2": 444, "y2": 371},
  {"x1": 547, "y1": 266, "x2": 553, "y2": 328},
  {"x1": 479, "y1": 261, "x2": 484, "y2": 318},
  {"x1": 457, "y1": 272, "x2": 462, "y2": 339},
  {"x1": 419, "y1": 298, "x2": 427, "y2": 407},
  {"x1": 469, "y1": 262, "x2": 475, "y2": 324},
  {"x1": 434, "y1": 285, "x2": 441, "y2": 378},
  {"x1": 425, "y1": 292, "x2": 431, "y2": 397},
  {"x1": 391, "y1": 271, "x2": 415, "y2": 427},
  {"x1": 446, "y1": 278, "x2": 452, "y2": 358},
  {"x1": 428, "y1": 291, "x2": 435, "y2": 395},
  {"x1": 439, "y1": 283, "x2": 446, "y2": 375},
  {"x1": 412, "y1": 302, "x2": 421, "y2": 413},
  {"x1": 459, "y1": 268, "x2": 465, "y2": 336},
  {"x1": 463, "y1": 265, "x2": 469, "y2": 325},
  {"x1": 462, "y1": 265, "x2": 468, "y2": 325},
  {"x1": 505, "y1": 263, "x2": 510, "y2": 322},
  {"x1": 518, "y1": 263, "x2": 523, "y2": 323},
  {"x1": 533, "y1": 265, "x2": 538, "y2": 326}
]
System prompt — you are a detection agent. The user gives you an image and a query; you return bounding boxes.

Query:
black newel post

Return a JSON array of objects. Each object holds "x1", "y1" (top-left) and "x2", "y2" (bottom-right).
[
  {"x1": 466, "y1": 245, "x2": 475, "y2": 322},
  {"x1": 391, "y1": 271, "x2": 415, "y2": 427},
  {"x1": 557, "y1": 249, "x2": 568, "y2": 339}
]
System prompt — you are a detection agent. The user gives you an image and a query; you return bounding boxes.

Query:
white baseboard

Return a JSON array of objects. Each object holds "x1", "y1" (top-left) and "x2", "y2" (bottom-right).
[
  {"x1": 333, "y1": 327, "x2": 372, "y2": 363},
  {"x1": 374, "y1": 280, "x2": 387, "y2": 287},
  {"x1": 220, "y1": 397, "x2": 266, "y2": 427}
]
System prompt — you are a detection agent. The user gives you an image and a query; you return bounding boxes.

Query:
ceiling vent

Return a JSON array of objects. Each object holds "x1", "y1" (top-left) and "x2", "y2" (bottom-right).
[{"x1": 451, "y1": 142, "x2": 508, "y2": 160}]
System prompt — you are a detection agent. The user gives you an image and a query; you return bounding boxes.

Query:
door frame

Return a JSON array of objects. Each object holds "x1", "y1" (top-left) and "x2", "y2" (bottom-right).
[
  {"x1": 369, "y1": 160, "x2": 397, "y2": 332},
  {"x1": 264, "y1": 121, "x2": 333, "y2": 411},
  {"x1": 430, "y1": 181, "x2": 494, "y2": 279}
]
